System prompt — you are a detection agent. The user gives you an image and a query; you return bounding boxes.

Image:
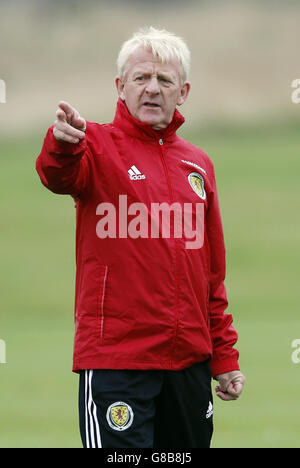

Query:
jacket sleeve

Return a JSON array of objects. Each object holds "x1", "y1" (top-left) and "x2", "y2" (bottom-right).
[
  {"x1": 35, "y1": 125, "x2": 92, "y2": 198},
  {"x1": 206, "y1": 163, "x2": 240, "y2": 378}
]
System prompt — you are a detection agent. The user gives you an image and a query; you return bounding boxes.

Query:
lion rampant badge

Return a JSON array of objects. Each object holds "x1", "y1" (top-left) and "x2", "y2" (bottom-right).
[
  {"x1": 188, "y1": 172, "x2": 206, "y2": 200},
  {"x1": 106, "y1": 401, "x2": 134, "y2": 431}
]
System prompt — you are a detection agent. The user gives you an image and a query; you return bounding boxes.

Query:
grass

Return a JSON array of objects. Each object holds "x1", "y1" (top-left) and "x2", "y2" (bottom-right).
[
  {"x1": 192, "y1": 122, "x2": 300, "y2": 448},
  {"x1": 0, "y1": 122, "x2": 299, "y2": 447}
]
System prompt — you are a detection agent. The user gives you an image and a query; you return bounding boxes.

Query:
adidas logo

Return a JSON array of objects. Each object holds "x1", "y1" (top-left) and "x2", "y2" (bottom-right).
[
  {"x1": 128, "y1": 165, "x2": 146, "y2": 180},
  {"x1": 206, "y1": 401, "x2": 213, "y2": 419}
]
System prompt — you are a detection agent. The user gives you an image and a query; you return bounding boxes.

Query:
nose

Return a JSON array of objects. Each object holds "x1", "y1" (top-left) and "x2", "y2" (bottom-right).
[{"x1": 145, "y1": 77, "x2": 160, "y2": 95}]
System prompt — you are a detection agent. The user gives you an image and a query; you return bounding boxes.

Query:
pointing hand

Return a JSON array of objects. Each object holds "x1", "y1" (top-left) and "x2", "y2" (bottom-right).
[{"x1": 53, "y1": 101, "x2": 86, "y2": 144}]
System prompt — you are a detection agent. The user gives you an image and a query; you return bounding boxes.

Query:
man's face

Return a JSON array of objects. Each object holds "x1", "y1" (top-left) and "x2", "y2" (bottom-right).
[{"x1": 115, "y1": 48, "x2": 190, "y2": 131}]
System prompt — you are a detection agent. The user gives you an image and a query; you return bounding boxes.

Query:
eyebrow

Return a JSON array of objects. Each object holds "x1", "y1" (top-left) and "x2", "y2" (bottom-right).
[{"x1": 132, "y1": 70, "x2": 175, "y2": 81}]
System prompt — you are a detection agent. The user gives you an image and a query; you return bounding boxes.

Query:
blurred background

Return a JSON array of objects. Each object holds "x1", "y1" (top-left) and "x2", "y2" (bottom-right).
[{"x1": 0, "y1": 0, "x2": 299, "y2": 448}]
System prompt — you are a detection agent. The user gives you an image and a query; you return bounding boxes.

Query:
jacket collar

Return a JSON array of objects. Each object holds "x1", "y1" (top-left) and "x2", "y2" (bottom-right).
[{"x1": 112, "y1": 98, "x2": 185, "y2": 143}]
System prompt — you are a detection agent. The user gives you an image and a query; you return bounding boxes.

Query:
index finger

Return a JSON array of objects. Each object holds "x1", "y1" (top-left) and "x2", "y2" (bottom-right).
[{"x1": 58, "y1": 101, "x2": 76, "y2": 122}]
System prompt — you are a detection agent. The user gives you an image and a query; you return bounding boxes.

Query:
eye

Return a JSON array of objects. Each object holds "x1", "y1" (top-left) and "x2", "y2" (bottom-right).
[{"x1": 159, "y1": 77, "x2": 171, "y2": 84}]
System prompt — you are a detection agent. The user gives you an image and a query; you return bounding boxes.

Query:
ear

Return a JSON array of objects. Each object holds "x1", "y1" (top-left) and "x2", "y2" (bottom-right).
[
  {"x1": 115, "y1": 77, "x2": 126, "y2": 101},
  {"x1": 177, "y1": 82, "x2": 191, "y2": 106}
]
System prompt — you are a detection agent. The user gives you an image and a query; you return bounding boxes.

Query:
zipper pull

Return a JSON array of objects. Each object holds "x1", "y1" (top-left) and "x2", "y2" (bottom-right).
[{"x1": 159, "y1": 138, "x2": 164, "y2": 146}]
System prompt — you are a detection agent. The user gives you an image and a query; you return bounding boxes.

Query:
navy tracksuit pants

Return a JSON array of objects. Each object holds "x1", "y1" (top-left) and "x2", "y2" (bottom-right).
[{"x1": 79, "y1": 360, "x2": 213, "y2": 448}]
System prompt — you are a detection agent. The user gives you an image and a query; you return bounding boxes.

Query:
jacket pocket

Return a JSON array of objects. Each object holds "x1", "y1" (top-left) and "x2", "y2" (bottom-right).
[
  {"x1": 206, "y1": 283, "x2": 210, "y2": 328},
  {"x1": 76, "y1": 261, "x2": 109, "y2": 339},
  {"x1": 99, "y1": 265, "x2": 109, "y2": 340}
]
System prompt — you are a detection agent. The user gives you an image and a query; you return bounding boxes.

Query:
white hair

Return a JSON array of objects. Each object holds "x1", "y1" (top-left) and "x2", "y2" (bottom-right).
[{"x1": 117, "y1": 26, "x2": 191, "y2": 83}]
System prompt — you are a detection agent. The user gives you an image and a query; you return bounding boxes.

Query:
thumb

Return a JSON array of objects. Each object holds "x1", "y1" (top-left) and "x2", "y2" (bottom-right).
[
  {"x1": 72, "y1": 112, "x2": 86, "y2": 131},
  {"x1": 227, "y1": 381, "x2": 244, "y2": 397}
]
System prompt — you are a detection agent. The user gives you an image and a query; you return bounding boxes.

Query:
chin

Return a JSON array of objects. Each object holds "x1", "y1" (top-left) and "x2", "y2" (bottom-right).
[
  {"x1": 139, "y1": 115, "x2": 166, "y2": 129},
  {"x1": 139, "y1": 116, "x2": 159, "y2": 127}
]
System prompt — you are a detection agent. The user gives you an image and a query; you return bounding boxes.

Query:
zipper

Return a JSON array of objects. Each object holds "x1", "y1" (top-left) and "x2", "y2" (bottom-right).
[
  {"x1": 158, "y1": 139, "x2": 174, "y2": 200},
  {"x1": 100, "y1": 266, "x2": 109, "y2": 339},
  {"x1": 158, "y1": 139, "x2": 180, "y2": 369}
]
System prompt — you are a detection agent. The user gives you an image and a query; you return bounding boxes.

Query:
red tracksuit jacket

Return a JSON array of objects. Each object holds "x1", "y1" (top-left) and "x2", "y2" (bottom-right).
[{"x1": 36, "y1": 99, "x2": 240, "y2": 377}]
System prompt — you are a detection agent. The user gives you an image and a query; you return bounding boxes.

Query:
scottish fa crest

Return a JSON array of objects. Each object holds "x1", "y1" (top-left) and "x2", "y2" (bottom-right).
[
  {"x1": 106, "y1": 401, "x2": 134, "y2": 431},
  {"x1": 188, "y1": 172, "x2": 206, "y2": 200}
]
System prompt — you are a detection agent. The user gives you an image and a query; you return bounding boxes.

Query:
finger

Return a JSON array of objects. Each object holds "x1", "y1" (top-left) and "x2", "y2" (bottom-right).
[
  {"x1": 58, "y1": 101, "x2": 76, "y2": 123},
  {"x1": 216, "y1": 391, "x2": 238, "y2": 401},
  {"x1": 54, "y1": 119, "x2": 85, "y2": 140},
  {"x1": 53, "y1": 128, "x2": 80, "y2": 144},
  {"x1": 58, "y1": 102, "x2": 86, "y2": 132},
  {"x1": 72, "y1": 112, "x2": 86, "y2": 131},
  {"x1": 55, "y1": 121, "x2": 85, "y2": 140},
  {"x1": 56, "y1": 108, "x2": 67, "y2": 122},
  {"x1": 76, "y1": 116, "x2": 86, "y2": 131},
  {"x1": 228, "y1": 382, "x2": 244, "y2": 398},
  {"x1": 215, "y1": 380, "x2": 229, "y2": 393},
  {"x1": 215, "y1": 386, "x2": 238, "y2": 401}
]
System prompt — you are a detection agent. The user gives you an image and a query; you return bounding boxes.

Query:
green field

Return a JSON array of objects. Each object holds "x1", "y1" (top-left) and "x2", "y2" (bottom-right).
[{"x1": 0, "y1": 122, "x2": 299, "y2": 448}]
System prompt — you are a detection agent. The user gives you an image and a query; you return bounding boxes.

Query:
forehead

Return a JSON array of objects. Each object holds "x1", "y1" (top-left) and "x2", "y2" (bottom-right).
[{"x1": 125, "y1": 47, "x2": 182, "y2": 79}]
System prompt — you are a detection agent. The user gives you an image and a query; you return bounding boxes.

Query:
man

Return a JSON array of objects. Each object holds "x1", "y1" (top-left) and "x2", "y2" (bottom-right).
[{"x1": 36, "y1": 27, "x2": 245, "y2": 448}]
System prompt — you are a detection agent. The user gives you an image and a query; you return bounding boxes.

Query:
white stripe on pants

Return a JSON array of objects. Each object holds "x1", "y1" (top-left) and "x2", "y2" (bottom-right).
[{"x1": 85, "y1": 370, "x2": 102, "y2": 448}]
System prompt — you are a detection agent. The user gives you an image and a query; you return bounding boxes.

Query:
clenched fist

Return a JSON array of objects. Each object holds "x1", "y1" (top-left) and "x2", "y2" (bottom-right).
[
  {"x1": 215, "y1": 370, "x2": 246, "y2": 401},
  {"x1": 53, "y1": 101, "x2": 86, "y2": 144}
]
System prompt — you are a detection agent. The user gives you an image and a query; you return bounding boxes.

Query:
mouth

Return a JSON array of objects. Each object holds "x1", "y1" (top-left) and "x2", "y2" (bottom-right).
[{"x1": 142, "y1": 102, "x2": 161, "y2": 109}]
